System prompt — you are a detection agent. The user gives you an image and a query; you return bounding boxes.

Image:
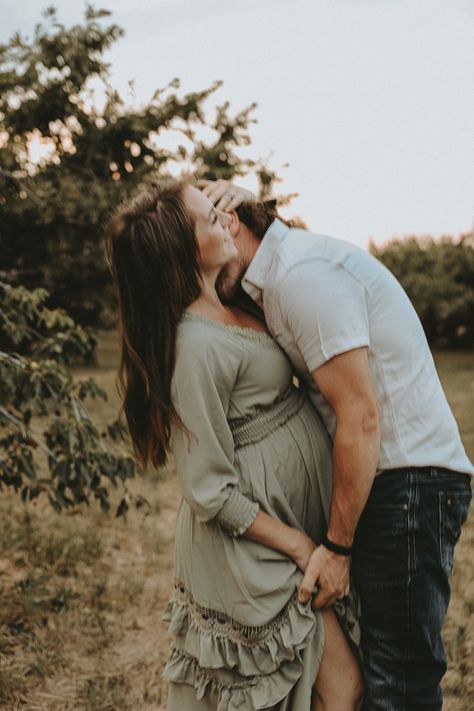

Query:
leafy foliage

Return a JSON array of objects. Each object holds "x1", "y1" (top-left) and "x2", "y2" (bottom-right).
[
  {"x1": 0, "y1": 276, "x2": 138, "y2": 513},
  {"x1": 0, "y1": 4, "x2": 283, "y2": 511},
  {"x1": 0, "y1": 5, "x2": 280, "y2": 327},
  {"x1": 370, "y1": 231, "x2": 474, "y2": 347}
]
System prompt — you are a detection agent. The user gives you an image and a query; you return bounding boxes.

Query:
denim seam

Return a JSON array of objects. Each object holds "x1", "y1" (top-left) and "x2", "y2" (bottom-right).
[
  {"x1": 405, "y1": 472, "x2": 418, "y2": 711},
  {"x1": 438, "y1": 492, "x2": 445, "y2": 574}
]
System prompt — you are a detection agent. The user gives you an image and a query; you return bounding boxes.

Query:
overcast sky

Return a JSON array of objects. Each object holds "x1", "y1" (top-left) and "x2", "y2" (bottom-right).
[{"x1": 2, "y1": 0, "x2": 473, "y2": 248}]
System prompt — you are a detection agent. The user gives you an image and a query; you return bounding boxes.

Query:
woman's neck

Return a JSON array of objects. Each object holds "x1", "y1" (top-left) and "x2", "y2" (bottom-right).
[
  {"x1": 186, "y1": 272, "x2": 268, "y2": 332},
  {"x1": 188, "y1": 278, "x2": 231, "y2": 319}
]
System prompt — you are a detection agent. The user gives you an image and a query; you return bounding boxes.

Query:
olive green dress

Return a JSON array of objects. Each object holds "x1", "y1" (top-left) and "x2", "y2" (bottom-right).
[{"x1": 163, "y1": 312, "x2": 359, "y2": 710}]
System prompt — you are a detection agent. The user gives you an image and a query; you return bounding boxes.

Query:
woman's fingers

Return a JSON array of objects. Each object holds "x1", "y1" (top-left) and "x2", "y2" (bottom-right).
[
  {"x1": 298, "y1": 549, "x2": 321, "y2": 604},
  {"x1": 196, "y1": 179, "x2": 255, "y2": 212},
  {"x1": 196, "y1": 179, "x2": 228, "y2": 205},
  {"x1": 215, "y1": 191, "x2": 236, "y2": 211},
  {"x1": 225, "y1": 193, "x2": 249, "y2": 211},
  {"x1": 195, "y1": 178, "x2": 215, "y2": 196},
  {"x1": 215, "y1": 185, "x2": 255, "y2": 211}
]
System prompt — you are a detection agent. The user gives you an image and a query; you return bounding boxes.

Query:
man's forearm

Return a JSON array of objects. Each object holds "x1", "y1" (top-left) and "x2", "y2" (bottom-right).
[{"x1": 327, "y1": 421, "x2": 380, "y2": 547}]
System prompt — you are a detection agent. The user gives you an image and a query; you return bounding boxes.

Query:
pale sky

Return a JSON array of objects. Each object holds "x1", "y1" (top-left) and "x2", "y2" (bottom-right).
[{"x1": 2, "y1": 0, "x2": 473, "y2": 248}]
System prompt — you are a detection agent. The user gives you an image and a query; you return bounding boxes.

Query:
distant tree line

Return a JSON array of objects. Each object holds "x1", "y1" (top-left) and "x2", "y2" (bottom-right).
[{"x1": 370, "y1": 232, "x2": 474, "y2": 348}]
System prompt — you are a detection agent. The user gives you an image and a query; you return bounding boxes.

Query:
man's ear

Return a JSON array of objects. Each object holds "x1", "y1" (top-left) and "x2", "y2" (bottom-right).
[{"x1": 227, "y1": 210, "x2": 241, "y2": 238}]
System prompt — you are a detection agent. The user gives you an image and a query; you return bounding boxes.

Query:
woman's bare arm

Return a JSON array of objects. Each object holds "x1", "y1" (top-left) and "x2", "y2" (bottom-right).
[{"x1": 243, "y1": 509, "x2": 316, "y2": 573}]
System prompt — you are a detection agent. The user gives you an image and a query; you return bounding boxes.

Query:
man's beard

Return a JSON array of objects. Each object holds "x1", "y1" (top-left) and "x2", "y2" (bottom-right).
[{"x1": 216, "y1": 253, "x2": 247, "y2": 304}]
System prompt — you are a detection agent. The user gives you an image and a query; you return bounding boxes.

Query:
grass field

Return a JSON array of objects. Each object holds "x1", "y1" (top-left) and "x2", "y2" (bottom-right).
[{"x1": 0, "y1": 334, "x2": 472, "y2": 710}]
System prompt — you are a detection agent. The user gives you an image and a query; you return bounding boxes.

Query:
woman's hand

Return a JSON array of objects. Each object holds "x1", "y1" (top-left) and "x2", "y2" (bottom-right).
[
  {"x1": 242, "y1": 511, "x2": 316, "y2": 573},
  {"x1": 197, "y1": 178, "x2": 255, "y2": 212}
]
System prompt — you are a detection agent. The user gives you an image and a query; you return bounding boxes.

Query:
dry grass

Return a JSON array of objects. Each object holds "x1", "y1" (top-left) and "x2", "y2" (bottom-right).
[
  {"x1": 0, "y1": 334, "x2": 472, "y2": 710},
  {"x1": 433, "y1": 351, "x2": 474, "y2": 709}
]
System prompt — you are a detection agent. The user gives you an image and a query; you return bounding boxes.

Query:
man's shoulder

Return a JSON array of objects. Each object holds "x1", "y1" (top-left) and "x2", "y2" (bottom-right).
[
  {"x1": 269, "y1": 227, "x2": 322, "y2": 279},
  {"x1": 273, "y1": 227, "x2": 361, "y2": 278},
  {"x1": 275, "y1": 227, "x2": 388, "y2": 287}
]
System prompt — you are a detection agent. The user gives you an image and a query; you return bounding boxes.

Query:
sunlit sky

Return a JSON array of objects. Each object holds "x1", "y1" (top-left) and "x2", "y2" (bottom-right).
[{"x1": 2, "y1": 0, "x2": 473, "y2": 248}]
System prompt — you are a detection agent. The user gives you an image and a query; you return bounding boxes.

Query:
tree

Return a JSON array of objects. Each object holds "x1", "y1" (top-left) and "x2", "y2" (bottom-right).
[
  {"x1": 0, "y1": 5, "x2": 285, "y2": 512},
  {"x1": 0, "y1": 273, "x2": 138, "y2": 514},
  {"x1": 370, "y1": 230, "x2": 474, "y2": 347},
  {"x1": 0, "y1": 5, "x2": 280, "y2": 328}
]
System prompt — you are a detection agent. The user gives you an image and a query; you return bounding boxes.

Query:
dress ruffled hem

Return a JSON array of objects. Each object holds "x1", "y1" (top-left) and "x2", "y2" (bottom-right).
[{"x1": 163, "y1": 584, "x2": 323, "y2": 710}]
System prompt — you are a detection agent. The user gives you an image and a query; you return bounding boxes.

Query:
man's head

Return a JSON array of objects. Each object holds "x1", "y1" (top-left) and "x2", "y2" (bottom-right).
[{"x1": 216, "y1": 199, "x2": 284, "y2": 301}]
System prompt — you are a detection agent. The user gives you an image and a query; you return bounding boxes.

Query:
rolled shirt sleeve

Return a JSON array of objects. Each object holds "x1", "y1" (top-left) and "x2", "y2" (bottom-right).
[
  {"x1": 170, "y1": 334, "x2": 259, "y2": 537},
  {"x1": 278, "y1": 260, "x2": 370, "y2": 372}
]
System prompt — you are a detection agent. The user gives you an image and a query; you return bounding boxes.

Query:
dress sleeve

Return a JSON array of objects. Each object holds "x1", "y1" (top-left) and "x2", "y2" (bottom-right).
[
  {"x1": 170, "y1": 332, "x2": 259, "y2": 537},
  {"x1": 278, "y1": 260, "x2": 370, "y2": 372}
]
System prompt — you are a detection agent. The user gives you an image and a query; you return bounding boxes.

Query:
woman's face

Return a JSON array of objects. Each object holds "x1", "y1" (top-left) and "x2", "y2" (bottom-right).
[{"x1": 183, "y1": 186, "x2": 238, "y2": 274}]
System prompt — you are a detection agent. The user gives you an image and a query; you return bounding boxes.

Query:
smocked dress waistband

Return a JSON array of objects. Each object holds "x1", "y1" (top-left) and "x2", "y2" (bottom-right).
[{"x1": 228, "y1": 387, "x2": 307, "y2": 448}]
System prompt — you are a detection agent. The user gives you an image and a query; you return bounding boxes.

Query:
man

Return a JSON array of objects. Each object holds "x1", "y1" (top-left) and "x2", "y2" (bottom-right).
[{"x1": 198, "y1": 179, "x2": 473, "y2": 711}]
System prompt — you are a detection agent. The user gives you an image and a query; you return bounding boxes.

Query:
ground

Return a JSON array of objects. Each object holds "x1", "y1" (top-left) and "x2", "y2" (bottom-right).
[{"x1": 0, "y1": 334, "x2": 472, "y2": 710}]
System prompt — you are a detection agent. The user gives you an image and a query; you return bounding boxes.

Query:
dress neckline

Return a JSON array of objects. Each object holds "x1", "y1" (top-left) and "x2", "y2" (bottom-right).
[{"x1": 182, "y1": 310, "x2": 277, "y2": 345}]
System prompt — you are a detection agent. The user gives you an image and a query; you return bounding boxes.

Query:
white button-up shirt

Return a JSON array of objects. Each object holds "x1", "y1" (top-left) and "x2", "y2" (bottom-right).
[{"x1": 242, "y1": 218, "x2": 474, "y2": 475}]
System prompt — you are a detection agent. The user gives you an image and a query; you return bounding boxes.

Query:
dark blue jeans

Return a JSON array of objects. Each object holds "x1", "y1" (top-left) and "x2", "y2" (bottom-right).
[{"x1": 352, "y1": 467, "x2": 472, "y2": 711}]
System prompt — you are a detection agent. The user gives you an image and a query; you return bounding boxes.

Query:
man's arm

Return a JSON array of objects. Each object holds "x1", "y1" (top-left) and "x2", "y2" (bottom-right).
[{"x1": 298, "y1": 346, "x2": 380, "y2": 608}]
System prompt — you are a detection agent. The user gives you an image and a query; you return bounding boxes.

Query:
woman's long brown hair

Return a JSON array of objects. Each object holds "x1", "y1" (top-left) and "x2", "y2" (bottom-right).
[{"x1": 105, "y1": 181, "x2": 200, "y2": 469}]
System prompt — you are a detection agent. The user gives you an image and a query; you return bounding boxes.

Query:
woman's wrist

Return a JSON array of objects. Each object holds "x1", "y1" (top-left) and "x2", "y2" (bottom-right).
[
  {"x1": 286, "y1": 527, "x2": 313, "y2": 560},
  {"x1": 243, "y1": 513, "x2": 314, "y2": 570}
]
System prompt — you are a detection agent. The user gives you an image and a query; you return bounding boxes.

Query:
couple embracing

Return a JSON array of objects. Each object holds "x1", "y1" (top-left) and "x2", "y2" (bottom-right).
[{"x1": 106, "y1": 178, "x2": 472, "y2": 711}]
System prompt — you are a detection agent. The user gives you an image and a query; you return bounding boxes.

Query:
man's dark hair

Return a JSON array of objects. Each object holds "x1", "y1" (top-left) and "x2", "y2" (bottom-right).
[{"x1": 235, "y1": 200, "x2": 295, "y2": 240}]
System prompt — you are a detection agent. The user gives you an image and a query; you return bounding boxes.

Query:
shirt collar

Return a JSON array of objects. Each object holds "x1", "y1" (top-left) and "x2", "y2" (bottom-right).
[{"x1": 242, "y1": 218, "x2": 290, "y2": 307}]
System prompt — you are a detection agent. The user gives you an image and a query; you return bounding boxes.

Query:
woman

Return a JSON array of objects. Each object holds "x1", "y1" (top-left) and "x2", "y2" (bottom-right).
[{"x1": 105, "y1": 180, "x2": 362, "y2": 710}]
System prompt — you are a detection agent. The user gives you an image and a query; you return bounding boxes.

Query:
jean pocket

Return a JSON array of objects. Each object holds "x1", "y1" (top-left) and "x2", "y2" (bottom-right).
[
  {"x1": 357, "y1": 503, "x2": 407, "y2": 536},
  {"x1": 354, "y1": 504, "x2": 408, "y2": 583},
  {"x1": 438, "y1": 490, "x2": 472, "y2": 576}
]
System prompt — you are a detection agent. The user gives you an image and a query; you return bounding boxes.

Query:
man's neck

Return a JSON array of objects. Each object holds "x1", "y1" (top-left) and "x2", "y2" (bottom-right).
[{"x1": 236, "y1": 224, "x2": 261, "y2": 267}]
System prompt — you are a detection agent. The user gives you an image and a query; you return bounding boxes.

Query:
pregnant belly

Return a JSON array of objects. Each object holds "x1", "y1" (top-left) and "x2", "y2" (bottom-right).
[
  {"x1": 234, "y1": 399, "x2": 333, "y2": 543},
  {"x1": 173, "y1": 400, "x2": 333, "y2": 626}
]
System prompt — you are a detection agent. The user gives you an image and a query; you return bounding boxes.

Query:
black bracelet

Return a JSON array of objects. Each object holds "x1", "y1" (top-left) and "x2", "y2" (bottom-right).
[{"x1": 321, "y1": 534, "x2": 353, "y2": 557}]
